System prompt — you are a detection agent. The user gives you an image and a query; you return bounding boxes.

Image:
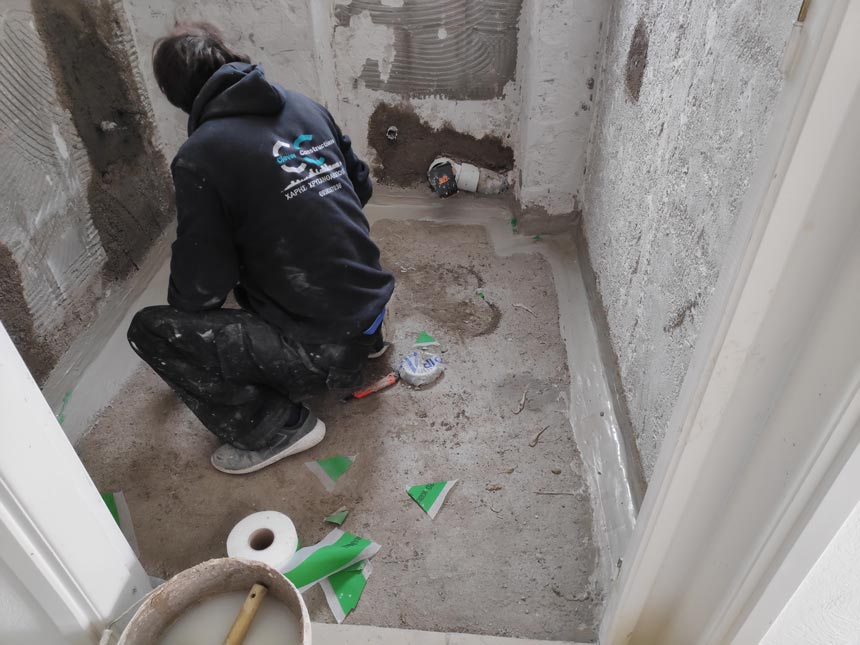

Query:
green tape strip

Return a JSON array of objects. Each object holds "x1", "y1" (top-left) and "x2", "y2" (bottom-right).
[
  {"x1": 325, "y1": 507, "x2": 349, "y2": 525},
  {"x1": 407, "y1": 480, "x2": 458, "y2": 519},
  {"x1": 284, "y1": 529, "x2": 380, "y2": 592},
  {"x1": 57, "y1": 390, "x2": 73, "y2": 426},
  {"x1": 101, "y1": 492, "x2": 120, "y2": 525},
  {"x1": 318, "y1": 456, "x2": 353, "y2": 481},
  {"x1": 415, "y1": 331, "x2": 438, "y2": 347},
  {"x1": 321, "y1": 560, "x2": 373, "y2": 623},
  {"x1": 306, "y1": 455, "x2": 356, "y2": 492}
]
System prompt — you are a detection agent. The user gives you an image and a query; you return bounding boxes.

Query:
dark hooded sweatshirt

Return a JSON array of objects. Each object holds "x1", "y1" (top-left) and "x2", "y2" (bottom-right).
[{"x1": 167, "y1": 62, "x2": 394, "y2": 344}]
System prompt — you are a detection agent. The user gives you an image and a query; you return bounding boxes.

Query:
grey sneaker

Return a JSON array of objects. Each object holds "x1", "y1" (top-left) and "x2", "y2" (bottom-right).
[
  {"x1": 210, "y1": 406, "x2": 326, "y2": 475},
  {"x1": 367, "y1": 315, "x2": 392, "y2": 359},
  {"x1": 367, "y1": 336, "x2": 391, "y2": 359}
]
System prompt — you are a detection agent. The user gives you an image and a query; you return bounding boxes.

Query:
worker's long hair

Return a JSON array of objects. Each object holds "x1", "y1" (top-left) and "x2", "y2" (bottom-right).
[{"x1": 152, "y1": 22, "x2": 250, "y2": 113}]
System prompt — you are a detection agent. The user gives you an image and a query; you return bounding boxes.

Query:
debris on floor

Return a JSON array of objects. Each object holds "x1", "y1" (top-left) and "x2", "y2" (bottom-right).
[
  {"x1": 324, "y1": 507, "x2": 350, "y2": 526},
  {"x1": 399, "y1": 350, "x2": 444, "y2": 386},
  {"x1": 513, "y1": 385, "x2": 529, "y2": 414},
  {"x1": 407, "y1": 480, "x2": 458, "y2": 519},
  {"x1": 529, "y1": 425, "x2": 550, "y2": 447},
  {"x1": 283, "y1": 528, "x2": 381, "y2": 592},
  {"x1": 512, "y1": 302, "x2": 538, "y2": 317},
  {"x1": 320, "y1": 560, "x2": 373, "y2": 624},
  {"x1": 342, "y1": 372, "x2": 399, "y2": 401},
  {"x1": 305, "y1": 455, "x2": 356, "y2": 492}
]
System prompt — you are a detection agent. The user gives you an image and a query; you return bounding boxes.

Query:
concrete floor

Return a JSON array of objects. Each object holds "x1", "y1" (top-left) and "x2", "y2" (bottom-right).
[{"x1": 78, "y1": 200, "x2": 611, "y2": 642}]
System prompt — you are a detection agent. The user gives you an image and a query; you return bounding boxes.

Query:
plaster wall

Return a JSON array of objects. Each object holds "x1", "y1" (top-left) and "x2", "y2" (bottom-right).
[
  {"x1": 581, "y1": 0, "x2": 796, "y2": 480},
  {"x1": 0, "y1": 0, "x2": 172, "y2": 384},
  {"x1": 328, "y1": 0, "x2": 523, "y2": 170},
  {"x1": 0, "y1": 2, "x2": 102, "y2": 382}
]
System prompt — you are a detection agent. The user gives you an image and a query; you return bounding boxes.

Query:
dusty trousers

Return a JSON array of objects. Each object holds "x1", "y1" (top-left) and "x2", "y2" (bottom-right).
[{"x1": 127, "y1": 305, "x2": 373, "y2": 450}]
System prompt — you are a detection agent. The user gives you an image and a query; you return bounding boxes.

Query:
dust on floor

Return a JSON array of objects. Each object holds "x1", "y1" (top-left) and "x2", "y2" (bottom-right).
[{"x1": 77, "y1": 220, "x2": 601, "y2": 642}]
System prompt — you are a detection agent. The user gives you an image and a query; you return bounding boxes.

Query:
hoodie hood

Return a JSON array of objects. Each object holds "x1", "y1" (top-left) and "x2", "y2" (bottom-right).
[{"x1": 188, "y1": 63, "x2": 284, "y2": 135}]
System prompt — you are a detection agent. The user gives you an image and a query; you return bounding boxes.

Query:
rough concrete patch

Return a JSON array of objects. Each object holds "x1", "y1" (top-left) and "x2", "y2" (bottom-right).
[
  {"x1": 368, "y1": 103, "x2": 513, "y2": 187},
  {"x1": 394, "y1": 263, "x2": 501, "y2": 337},
  {"x1": 625, "y1": 17, "x2": 649, "y2": 103},
  {"x1": 335, "y1": 0, "x2": 522, "y2": 100},
  {"x1": 663, "y1": 296, "x2": 699, "y2": 333},
  {"x1": 0, "y1": 243, "x2": 57, "y2": 383},
  {"x1": 583, "y1": 0, "x2": 794, "y2": 481},
  {"x1": 32, "y1": 0, "x2": 174, "y2": 280}
]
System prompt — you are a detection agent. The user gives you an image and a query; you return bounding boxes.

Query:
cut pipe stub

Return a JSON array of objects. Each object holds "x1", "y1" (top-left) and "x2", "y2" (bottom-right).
[
  {"x1": 427, "y1": 158, "x2": 458, "y2": 198},
  {"x1": 386, "y1": 126, "x2": 398, "y2": 141},
  {"x1": 428, "y1": 157, "x2": 509, "y2": 196}
]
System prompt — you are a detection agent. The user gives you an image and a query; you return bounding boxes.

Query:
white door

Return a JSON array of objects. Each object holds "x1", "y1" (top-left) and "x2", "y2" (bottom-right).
[{"x1": 0, "y1": 325, "x2": 151, "y2": 645}]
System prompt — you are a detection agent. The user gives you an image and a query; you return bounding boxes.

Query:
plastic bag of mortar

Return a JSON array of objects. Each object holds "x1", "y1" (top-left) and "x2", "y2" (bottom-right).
[{"x1": 399, "y1": 350, "x2": 445, "y2": 386}]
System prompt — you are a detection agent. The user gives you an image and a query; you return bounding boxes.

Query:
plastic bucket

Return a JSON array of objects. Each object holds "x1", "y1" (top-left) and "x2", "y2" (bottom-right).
[{"x1": 118, "y1": 558, "x2": 310, "y2": 644}]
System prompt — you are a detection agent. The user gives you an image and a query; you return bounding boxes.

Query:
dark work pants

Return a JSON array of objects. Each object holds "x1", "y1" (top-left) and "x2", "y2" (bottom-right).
[{"x1": 127, "y1": 306, "x2": 373, "y2": 450}]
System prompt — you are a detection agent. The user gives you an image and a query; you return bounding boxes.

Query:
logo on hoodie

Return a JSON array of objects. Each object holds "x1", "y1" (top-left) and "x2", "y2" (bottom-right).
[{"x1": 272, "y1": 135, "x2": 346, "y2": 200}]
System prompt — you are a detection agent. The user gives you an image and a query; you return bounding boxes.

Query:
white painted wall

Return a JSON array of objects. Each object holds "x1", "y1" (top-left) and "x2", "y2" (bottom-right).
[{"x1": 762, "y1": 501, "x2": 860, "y2": 645}]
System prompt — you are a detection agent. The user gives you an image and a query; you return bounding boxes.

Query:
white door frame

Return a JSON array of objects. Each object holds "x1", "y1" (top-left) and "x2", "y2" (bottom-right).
[
  {"x1": 0, "y1": 325, "x2": 151, "y2": 644},
  {"x1": 600, "y1": 1, "x2": 860, "y2": 643}
]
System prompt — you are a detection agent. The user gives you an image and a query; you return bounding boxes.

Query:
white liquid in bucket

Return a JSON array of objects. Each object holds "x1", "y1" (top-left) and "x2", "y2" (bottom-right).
[{"x1": 159, "y1": 591, "x2": 301, "y2": 645}]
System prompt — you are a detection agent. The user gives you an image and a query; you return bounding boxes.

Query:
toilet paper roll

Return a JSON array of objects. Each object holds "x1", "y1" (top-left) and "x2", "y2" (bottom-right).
[{"x1": 226, "y1": 511, "x2": 298, "y2": 573}]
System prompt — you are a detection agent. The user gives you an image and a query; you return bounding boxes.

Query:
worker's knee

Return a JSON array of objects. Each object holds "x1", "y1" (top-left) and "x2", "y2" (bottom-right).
[{"x1": 127, "y1": 305, "x2": 172, "y2": 353}]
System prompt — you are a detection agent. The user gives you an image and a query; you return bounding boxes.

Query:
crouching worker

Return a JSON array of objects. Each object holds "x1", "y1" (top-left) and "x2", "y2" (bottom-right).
[{"x1": 128, "y1": 23, "x2": 394, "y2": 475}]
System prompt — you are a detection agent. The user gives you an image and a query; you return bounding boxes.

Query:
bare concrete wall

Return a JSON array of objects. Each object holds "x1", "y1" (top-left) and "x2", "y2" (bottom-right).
[
  {"x1": 581, "y1": 0, "x2": 796, "y2": 481},
  {"x1": 0, "y1": 0, "x2": 172, "y2": 383},
  {"x1": 516, "y1": 0, "x2": 606, "y2": 216}
]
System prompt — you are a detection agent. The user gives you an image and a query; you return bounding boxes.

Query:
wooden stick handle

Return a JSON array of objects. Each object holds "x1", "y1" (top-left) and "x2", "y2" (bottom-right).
[{"x1": 224, "y1": 583, "x2": 268, "y2": 645}]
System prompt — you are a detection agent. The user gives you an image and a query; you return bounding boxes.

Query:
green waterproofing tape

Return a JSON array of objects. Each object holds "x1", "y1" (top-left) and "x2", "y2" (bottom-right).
[
  {"x1": 407, "y1": 480, "x2": 458, "y2": 519},
  {"x1": 283, "y1": 529, "x2": 381, "y2": 593},
  {"x1": 101, "y1": 492, "x2": 120, "y2": 525},
  {"x1": 305, "y1": 455, "x2": 356, "y2": 493},
  {"x1": 414, "y1": 331, "x2": 439, "y2": 347},
  {"x1": 324, "y1": 507, "x2": 349, "y2": 525},
  {"x1": 100, "y1": 491, "x2": 140, "y2": 556},
  {"x1": 320, "y1": 559, "x2": 373, "y2": 623}
]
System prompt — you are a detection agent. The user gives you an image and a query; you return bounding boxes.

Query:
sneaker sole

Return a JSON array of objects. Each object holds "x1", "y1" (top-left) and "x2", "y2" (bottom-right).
[
  {"x1": 210, "y1": 419, "x2": 327, "y2": 475},
  {"x1": 367, "y1": 341, "x2": 391, "y2": 359}
]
